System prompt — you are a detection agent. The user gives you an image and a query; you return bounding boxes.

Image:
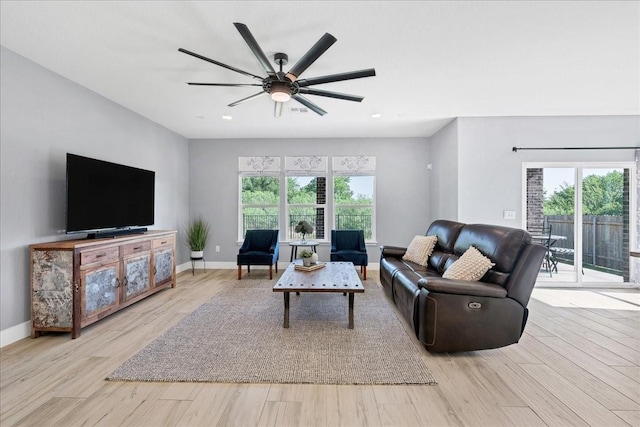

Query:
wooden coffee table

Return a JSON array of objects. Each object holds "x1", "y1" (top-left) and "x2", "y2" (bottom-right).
[{"x1": 273, "y1": 261, "x2": 364, "y2": 329}]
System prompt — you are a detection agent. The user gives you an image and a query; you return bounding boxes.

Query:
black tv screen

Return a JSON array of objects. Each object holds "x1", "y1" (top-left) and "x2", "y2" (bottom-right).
[{"x1": 66, "y1": 153, "x2": 155, "y2": 233}]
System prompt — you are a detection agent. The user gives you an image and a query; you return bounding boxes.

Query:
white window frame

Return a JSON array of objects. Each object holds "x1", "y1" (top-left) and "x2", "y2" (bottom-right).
[
  {"x1": 238, "y1": 156, "x2": 281, "y2": 241},
  {"x1": 332, "y1": 175, "x2": 376, "y2": 242},
  {"x1": 284, "y1": 156, "x2": 328, "y2": 242},
  {"x1": 332, "y1": 156, "x2": 377, "y2": 242}
]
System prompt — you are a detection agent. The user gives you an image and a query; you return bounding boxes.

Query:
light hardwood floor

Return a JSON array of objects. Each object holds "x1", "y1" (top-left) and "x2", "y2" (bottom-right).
[{"x1": 1, "y1": 269, "x2": 639, "y2": 427}]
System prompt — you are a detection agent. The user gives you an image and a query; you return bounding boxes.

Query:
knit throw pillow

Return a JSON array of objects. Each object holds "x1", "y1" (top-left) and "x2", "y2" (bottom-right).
[
  {"x1": 402, "y1": 235, "x2": 438, "y2": 266},
  {"x1": 442, "y1": 246, "x2": 495, "y2": 281}
]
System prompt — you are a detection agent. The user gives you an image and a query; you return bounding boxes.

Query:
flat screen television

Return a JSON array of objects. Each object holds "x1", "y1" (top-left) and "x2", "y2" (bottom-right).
[{"x1": 66, "y1": 153, "x2": 155, "y2": 238}]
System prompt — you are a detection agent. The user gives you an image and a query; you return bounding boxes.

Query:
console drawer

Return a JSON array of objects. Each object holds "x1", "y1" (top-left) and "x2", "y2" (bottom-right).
[
  {"x1": 80, "y1": 247, "x2": 119, "y2": 265},
  {"x1": 122, "y1": 241, "x2": 151, "y2": 256},
  {"x1": 152, "y1": 235, "x2": 174, "y2": 249}
]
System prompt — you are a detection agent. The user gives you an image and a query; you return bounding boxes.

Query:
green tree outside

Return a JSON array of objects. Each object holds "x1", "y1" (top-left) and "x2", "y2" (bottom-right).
[{"x1": 543, "y1": 171, "x2": 623, "y2": 215}]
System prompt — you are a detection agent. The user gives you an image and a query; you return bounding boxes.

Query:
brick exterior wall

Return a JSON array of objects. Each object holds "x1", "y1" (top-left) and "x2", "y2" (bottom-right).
[
  {"x1": 526, "y1": 168, "x2": 544, "y2": 234},
  {"x1": 316, "y1": 177, "x2": 326, "y2": 240}
]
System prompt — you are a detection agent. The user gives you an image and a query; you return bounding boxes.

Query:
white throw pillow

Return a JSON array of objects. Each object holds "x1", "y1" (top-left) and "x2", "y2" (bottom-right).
[
  {"x1": 402, "y1": 235, "x2": 438, "y2": 266},
  {"x1": 442, "y1": 246, "x2": 495, "y2": 281}
]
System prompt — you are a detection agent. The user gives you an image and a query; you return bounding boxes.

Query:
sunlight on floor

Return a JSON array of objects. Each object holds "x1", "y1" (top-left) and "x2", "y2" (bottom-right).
[
  {"x1": 536, "y1": 261, "x2": 624, "y2": 284},
  {"x1": 531, "y1": 288, "x2": 640, "y2": 310}
]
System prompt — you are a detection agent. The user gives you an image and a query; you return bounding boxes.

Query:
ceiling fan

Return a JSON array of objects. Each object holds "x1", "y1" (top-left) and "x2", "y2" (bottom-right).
[{"x1": 179, "y1": 23, "x2": 376, "y2": 117}]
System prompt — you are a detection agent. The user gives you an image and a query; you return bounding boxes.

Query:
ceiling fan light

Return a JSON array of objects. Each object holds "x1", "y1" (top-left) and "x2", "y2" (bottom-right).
[{"x1": 271, "y1": 90, "x2": 291, "y2": 103}]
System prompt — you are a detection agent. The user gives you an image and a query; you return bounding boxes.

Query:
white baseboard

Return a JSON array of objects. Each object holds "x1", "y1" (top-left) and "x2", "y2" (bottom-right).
[{"x1": 1, "y1": 320, "x2": 31, "y2": 348}]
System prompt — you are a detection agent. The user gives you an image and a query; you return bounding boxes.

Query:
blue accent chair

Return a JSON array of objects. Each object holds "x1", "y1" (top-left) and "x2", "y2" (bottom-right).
[
  {"x1": 330, "y1": 230, "x2": 368, "y2": 279},
  {"x1": 237, "y1": 230, "x2": 280, "y2": 280}
]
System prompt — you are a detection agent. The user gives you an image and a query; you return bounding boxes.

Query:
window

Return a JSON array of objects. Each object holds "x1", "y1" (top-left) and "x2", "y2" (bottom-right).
[
  {"x1": 287, "y1": 176, "x2": 326, "y2": 240},
  {"x1": 332, "y1": 156, "x2": 376, "y2": 241},
  {"x1": 239, "y1": 156, "x2": 376, "y2": 242},
  {"x1": 334, "y1": 175, "x2": 375, "y2": 240},
  {"x1": 238, "y1": 156, "x2": 281, "y2": 239},
  {"x1": 285, "y1": 156, "x2": 328, "y2": 241},
  {"x1": 240, "y1": 176, "x2": 280, "y2": 237}
]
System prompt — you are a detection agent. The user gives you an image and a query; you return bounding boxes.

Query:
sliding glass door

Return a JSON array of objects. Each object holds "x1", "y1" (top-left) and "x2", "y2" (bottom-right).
[{"x1": 524, "y1": 163, "x2": 635, "y2": 286}]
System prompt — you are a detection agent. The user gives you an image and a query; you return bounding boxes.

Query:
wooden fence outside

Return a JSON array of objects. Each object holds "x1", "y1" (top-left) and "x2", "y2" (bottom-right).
[{"x1": 545, "y1": 215, "x2": 626, "y2": 275}]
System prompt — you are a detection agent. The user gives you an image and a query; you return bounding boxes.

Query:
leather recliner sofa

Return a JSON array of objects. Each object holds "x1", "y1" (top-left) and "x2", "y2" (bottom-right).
[{"x1": 380, "y1": 220, "x2": 546, "y2": 353}]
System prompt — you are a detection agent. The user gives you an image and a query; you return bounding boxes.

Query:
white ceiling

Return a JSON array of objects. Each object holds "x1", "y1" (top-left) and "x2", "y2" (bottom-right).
[{"x1": 1, "y1": 1, "x2": 638, "y2": 140}]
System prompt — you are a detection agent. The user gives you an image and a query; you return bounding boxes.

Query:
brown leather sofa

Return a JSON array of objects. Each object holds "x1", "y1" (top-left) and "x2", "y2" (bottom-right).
[{"x1": 380, "y1": 220, "x2": 545, "y2": 353}]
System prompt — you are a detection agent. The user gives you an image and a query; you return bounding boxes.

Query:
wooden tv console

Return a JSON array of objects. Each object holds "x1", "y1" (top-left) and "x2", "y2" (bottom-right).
[{"x1": 30, "y1": 230, "x2": 176, "y2": 339}]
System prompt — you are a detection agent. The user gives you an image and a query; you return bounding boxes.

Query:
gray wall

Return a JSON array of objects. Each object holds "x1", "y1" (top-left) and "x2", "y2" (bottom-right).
[
  {"x1": 188, "y1": 138, "x2": 431, "y2": 263},
  {"x1": 0, "y1": 47, "x2": 190, "y2": 332},
  {"x1": 428, "y1": 119, "x2": 459, "y2": 221},
  {"x1": 455, "y1": 116, "x2": 640, "y2": 226}
]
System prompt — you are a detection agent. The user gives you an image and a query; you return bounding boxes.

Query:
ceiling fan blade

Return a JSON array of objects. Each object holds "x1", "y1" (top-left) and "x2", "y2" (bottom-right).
[
  {"x1": 178, "y1": 48, "x2": 263, "y2": 81},
  {"x1": 286, "y1": 33, "x2": 337, "y2": 81},
  {"x1": 297, "y1": 88, "x2": 364, "y2": 102},
  {"x1": 296, "y1": 68, "x2": 376, "y2": 87},
  {"x1": 274, "y1": 101, "x2": 283, "y2": 118},
  {"x1": 233, "y1": 23, "x2": 278, "y2": 79},
  {"x1": 228, "y1": 91, "x2": 267, "y2": 107},
  {"x1": 292, "y1": 94, "x2": 327, "y2": 116},
  {"x1": 187, "y1": 82, "x2": 262, "y2": 87}
]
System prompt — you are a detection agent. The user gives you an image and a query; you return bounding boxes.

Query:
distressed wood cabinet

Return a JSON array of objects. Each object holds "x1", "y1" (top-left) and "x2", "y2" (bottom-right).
[{"x1": 30, "y1": 230, "x2": 176, "y2": 338}]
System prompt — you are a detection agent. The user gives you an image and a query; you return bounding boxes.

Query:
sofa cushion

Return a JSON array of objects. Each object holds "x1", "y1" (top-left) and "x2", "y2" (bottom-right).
[
  {"x1": 453, "y1": 224, "x2": 529, "y2": 273},
  {"x1": 402, "y1": 235, "x2": 437, "y2": 266},
  {"x1": 443, "y1": 246, "x2": 495, "y2": 281},
  {"x1": 426, "y1": 220, "x2": 465, "y2": 252}
]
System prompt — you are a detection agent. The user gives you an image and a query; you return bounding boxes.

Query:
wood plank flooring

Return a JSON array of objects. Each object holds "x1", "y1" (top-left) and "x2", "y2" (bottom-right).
[{"x1": 1, "y1": 269, "x2": 638, "y2": 426}]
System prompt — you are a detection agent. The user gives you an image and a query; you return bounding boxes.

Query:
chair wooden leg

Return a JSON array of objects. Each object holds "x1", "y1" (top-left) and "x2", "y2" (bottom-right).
[
  {"x1": 269, "y1": 264, "x2": 273, "y2": 280},
  {"x1": 237, "y1": 265, "x2": 241, "y2": 280},
  {"x1": 363, "y1": 266, "x2": 367, "y2": 280}
]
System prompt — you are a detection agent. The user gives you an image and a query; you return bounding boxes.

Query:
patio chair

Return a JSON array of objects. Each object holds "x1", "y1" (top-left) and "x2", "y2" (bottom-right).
[{"x1": 541, "y1": 224, "x2": 557, "y2": 276}]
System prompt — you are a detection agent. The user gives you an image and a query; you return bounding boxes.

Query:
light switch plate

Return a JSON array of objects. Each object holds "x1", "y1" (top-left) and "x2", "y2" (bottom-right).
[{"x1": 503, "y1": 210, "x2": 516, "y2": 220}]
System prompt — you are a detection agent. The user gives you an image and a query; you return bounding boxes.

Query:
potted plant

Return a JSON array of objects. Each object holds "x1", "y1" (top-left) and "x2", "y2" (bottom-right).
[
  {"x1": 299, "y1": 249, "x2": 314, "y2": 266},
  {"x1": 294, "y1": 220, "x2": 314, "y2": 242},
  {"x1": 186, "y1": 217, "x2": 210, "y2": 259}
]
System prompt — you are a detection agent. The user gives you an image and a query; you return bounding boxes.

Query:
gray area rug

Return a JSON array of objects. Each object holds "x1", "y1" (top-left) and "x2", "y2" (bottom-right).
[{"x1": 107, "y1": 279, "x2": 436, "y2": 385}]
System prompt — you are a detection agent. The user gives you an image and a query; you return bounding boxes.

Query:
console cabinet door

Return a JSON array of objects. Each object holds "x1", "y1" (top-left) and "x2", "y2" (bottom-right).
[
  {"x1": 80, "y1": 261, "x2": 120, "y2": 324},
  {"x1": 153, "y1": 247, "x2": 174, "y2": 287},
  {"x1": 123, "y1": 253, "x2": 151, "y2": 302}
]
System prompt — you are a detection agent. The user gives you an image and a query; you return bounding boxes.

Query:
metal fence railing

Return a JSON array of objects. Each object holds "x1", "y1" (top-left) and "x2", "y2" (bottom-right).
[
  {"x1": 242, "y1": 214, "x2": 372, "y2": 240},
  {"x1": 335, "y1": 215, "x2": 372, "y2": 239}
]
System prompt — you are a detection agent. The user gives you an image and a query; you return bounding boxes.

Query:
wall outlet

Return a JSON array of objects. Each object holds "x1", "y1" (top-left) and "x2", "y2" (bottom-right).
[
  {"x1": 215, "y1": 245, "x2": 220, "y2": 252},
  {"x1": 503, "y1": 210, "x2": 516, "y2": 220}
]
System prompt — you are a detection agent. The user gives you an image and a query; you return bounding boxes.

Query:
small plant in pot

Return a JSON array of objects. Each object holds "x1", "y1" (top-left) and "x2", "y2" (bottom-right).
[
  {"x1": 186, "y1": 218, "x2": 210, "y2": 259},
  {"x1": 299, "y1": 249, "x2": 314, "y2": 266}
]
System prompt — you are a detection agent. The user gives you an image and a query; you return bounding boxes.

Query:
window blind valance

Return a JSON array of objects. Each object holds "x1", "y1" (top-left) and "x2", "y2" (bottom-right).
[
  {"x1": 238, "y1": 156, "x2": 281, "y2": 176},
  {"x1": 285, "y1": 156, "x2": 328, "y2": 176},
  {"x1": 332, "y1": 156, "x2": 376, "y2": 175}
]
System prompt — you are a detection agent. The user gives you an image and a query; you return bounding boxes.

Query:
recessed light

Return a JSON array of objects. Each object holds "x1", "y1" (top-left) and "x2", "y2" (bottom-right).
[
  {"x1": 196, "y1": 115, "x2": 205, "y2": 119},
  {"x1": 371, "y1": 113, "x2": 382, "y2": 119},
  {"x1": 222, "y1": 115, "x2": 233, "y2": 121}
]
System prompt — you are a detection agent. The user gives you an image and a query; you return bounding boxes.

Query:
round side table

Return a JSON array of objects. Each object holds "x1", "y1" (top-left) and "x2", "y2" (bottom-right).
[{"x1": 288, "y1": 241, "x2": 319, "y2": 261}]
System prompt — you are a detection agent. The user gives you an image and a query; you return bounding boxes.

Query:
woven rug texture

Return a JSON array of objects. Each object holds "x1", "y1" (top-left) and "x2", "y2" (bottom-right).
[{"x1": 107, "y1": 279, "x2": 437, "y2": 385}]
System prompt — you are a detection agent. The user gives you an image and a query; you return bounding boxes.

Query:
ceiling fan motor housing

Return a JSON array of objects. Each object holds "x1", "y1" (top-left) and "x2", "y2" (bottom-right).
[{"x1": 264, "y1": 79, "x2": 298, "y2": 97}]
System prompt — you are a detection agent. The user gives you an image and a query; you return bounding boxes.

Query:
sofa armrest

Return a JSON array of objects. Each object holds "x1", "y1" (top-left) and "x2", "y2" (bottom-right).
[
  {"x1": 417, "y1": 277, "x2": 507, "y2": 298},
  {"x1": 380, "y1": 245, "x2": 407, "y2": 259}
]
